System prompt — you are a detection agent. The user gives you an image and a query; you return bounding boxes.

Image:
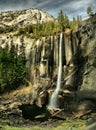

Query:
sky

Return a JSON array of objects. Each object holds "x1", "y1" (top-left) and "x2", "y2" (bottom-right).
[{"x1": 0, "y1": 0, "x2": 96, "y2": 19}]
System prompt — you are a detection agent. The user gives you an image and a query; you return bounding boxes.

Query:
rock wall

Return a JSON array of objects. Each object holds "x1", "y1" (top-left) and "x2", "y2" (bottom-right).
[
  {"x1": 0, "y1": 30, "x2": 79, "y2": 86},
  {"x1": 0, "y1": 15, "x2": 96, "y2": 124},
  {"x1": 0, "y1": 15, "x2": 96, "y2": 93},
  {"x1": 78, "y1": 15, "x2": 96, "y2": 91}
]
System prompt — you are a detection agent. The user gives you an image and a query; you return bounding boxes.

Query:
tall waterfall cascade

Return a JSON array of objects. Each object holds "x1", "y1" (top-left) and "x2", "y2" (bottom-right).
[{"x1": 47, "y1": 33, "x2": 62, "y2": 109}]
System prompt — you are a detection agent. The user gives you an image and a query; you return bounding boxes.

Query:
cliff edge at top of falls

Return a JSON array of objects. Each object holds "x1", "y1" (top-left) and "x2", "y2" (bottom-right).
[{"x1": 0, "y1": 8, "x2": 54, "y2": 27}]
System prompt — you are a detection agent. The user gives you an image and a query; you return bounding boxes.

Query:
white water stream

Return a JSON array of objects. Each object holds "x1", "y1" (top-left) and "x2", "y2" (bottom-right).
[{"x1": 47, "y1": 33, "x2": 62, "y2": 109}]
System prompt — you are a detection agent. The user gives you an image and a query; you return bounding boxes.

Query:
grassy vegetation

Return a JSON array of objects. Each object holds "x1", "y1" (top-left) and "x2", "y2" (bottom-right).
[
  {"x1": 16, "y1": 20, "x2": 61, "y2": 39},
  {"x1": 1, "y1": 126, "x2": 43, "y2": 130},
  {"x1": 54, "y1": 119, "x2": 86, "y2": 130},
  {"x1": 0, "y1": 119, "x2": 86, "y2": 130},
  {"x1": 16, "y1": 16, "x2": 80, "y2": 39}
]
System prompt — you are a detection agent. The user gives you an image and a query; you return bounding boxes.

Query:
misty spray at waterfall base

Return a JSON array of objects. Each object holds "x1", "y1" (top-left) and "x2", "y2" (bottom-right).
[{"x1": 47, "y1": 33, "x2": 62, "y2": 110}]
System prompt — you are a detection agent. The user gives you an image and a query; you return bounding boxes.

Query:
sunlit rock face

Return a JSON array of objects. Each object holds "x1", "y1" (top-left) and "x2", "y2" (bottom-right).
[{"x1": 0, "y1": 8, "x2": 54, "y2": 27}]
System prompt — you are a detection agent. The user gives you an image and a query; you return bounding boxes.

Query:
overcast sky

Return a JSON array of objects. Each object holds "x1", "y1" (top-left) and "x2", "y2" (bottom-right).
[{"x1": 0, "y1": 0, "x2": 96, "y2": 19}]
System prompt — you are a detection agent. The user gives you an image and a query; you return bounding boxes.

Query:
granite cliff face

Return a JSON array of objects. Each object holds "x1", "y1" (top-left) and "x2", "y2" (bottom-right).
[
  {"x1": 0, "y1": 8, "x2": 54, "y2": 27},
  {"x1": 0, "y1": 29, "x2": 80, "y2": 87},
  {"x1": 0, "y1": 9, "x2": 96, "y2": 125}
]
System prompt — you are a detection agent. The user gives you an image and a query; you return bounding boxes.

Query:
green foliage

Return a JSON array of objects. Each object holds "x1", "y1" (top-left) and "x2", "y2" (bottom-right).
[
  {"x1": 0, "y1": 10, "x2": 83, "y2": 38},
  {"x1": 0, "y1": 118, "x2": 86, "y2": 130},
  {"x1": 58, "y1": 10, "x2": 69, "y2": 31},
  {"x1": 69, "y1": 15, "x2": 82, "y2": 29},
  {"x1": 17, "y1": 11, "x2": 82, "y2": 38},
  {"x1": 17, "y1": 21, "x2": 60, "y2": 38},
  {"x1": 58, "y1": 10, "x2": 65, "y2": 30},
  {"x1": 57, "y1": 10, "x2": 82, "y2": 30},
  {"x1": 0, "y1": 9, "x2": 83, "y2": 38},
  {"x1": 87, "y1": 6, "x2": 94, "y2": 17},
  {"x1": 0, "y1": 44, "x2": 27, "y2": 93}
]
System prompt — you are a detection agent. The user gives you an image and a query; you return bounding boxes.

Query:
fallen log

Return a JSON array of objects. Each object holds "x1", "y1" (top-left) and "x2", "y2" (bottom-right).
[{"x1": 72, "y1": 110, "x2": 92, "y2": 118}]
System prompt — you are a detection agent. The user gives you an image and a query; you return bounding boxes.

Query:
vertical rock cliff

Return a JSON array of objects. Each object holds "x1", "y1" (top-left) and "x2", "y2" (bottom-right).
[
  {"x1": 0, "y1": 15, "x2": 96, "y2": 91},
  {"x1": 0, "y1": 11, "x2": 96, "y2": 124}
]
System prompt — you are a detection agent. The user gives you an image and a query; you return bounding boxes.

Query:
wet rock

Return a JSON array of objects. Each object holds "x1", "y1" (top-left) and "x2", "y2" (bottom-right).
[
  {"x1": 76, "y1": 101, "x2": 95, "y2": 111},
  {"x1": 36, "y1": 91, "x2": 49, "y2": 107}
]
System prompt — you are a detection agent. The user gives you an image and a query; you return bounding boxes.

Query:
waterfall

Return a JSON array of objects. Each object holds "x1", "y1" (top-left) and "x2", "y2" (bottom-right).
[{"x1": 47, "y1": 33, "x2": 62, "y2": 109}]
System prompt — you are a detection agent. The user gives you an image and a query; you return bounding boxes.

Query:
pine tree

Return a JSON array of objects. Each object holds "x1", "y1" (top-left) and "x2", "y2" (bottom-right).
[
  {"x1": 58, "y1": 10, "x2": 65, "y2": 31},
  {"x1": 87, "y1": 7, "x2": 94, "y2": 17},
  {"x1": 0, "y1": 42, "x2": 27, "y2": 93},
  {"x1": 64, "y1": 14, "x2": 69, "y2": 28}
]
